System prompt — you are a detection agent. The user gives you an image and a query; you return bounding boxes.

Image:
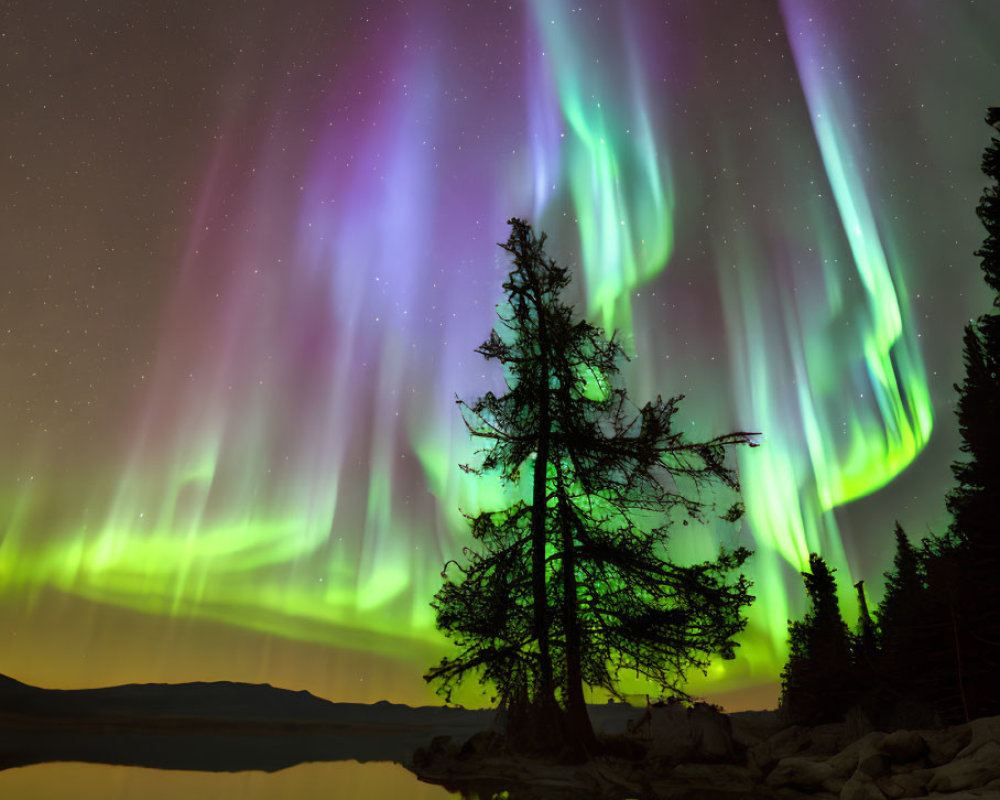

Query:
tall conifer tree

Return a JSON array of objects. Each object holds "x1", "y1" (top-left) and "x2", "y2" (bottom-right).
[
  {"x1": 780, "y1": 554, "x2": 854, "y2": 724},
  {"x1": 426, "y1": 219, "x2": 755, "y2": 755}
]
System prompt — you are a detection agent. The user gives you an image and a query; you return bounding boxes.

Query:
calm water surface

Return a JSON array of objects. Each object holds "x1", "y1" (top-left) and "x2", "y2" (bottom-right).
[{"x1": 0, "y1": 761, "x2": 457, "y2": 800}]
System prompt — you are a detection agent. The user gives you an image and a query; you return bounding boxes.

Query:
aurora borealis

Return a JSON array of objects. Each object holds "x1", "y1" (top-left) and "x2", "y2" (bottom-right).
[{"x1": 2, "y1": 1, "x2": 999, "y2": 710}]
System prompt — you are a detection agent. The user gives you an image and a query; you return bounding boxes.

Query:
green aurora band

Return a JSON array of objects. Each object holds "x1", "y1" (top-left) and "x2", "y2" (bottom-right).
[{"x1": 528, "y1": 0, "x2": 675, "y2": 337}]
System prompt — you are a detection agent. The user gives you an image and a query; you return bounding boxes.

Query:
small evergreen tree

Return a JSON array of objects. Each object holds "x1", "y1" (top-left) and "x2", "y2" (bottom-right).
[
  {"x1": 918, "y1": 536, "x2": 972, "y2": 722},
  {"x1": 780, "y1": 554, "x2": 854, "y2": 724},
  {"x1": 859, "y1": 523, "x2": 930, "y2": 724},
  {"x1": 426, "y1": 219, "x2": 755, "y2": 755},
  {"x1": 875, "y1": 523, "x2": 923, "y2": 650}
]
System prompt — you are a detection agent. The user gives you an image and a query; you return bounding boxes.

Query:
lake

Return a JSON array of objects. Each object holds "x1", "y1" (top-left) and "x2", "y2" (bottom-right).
[
  {"x1": 0, "y1": 760, "x2": 458, "y2": 800},
  {"x1": 0, "y1": 680, "x2": 647, "y2": 799}
]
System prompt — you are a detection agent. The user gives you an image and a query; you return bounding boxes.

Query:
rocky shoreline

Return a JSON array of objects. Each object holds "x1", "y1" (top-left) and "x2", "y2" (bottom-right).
[{"x1": 409, "y1": 703, "x2": 1000, "y2": 799}]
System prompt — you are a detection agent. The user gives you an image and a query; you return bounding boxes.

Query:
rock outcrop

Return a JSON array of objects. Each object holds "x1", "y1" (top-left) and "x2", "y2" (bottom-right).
[
  {"x1": 412, "y1": 707, "x2": 1000, "y2": 799},
  {"x1": 755, "y1": 714, "x2": 1000, "y2": 799}
]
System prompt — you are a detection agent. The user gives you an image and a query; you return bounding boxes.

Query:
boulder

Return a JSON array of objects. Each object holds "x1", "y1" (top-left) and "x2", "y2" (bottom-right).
[
  {"x1": 764, "y1": 755, "x2": 834, "y2": 789},
  {"x1": 874, "y1": 774, "x2": 905, "y2": 800},
  {"x1": 840, "y1": 773, "x2": 887, "y2": 800},
  {"x1": 923, "y1": 723, "x2": 972, "y2": 766},
  {"x1": 954, "y1": 714, "x2": 1000, "y2": 760},
  {"x1": 856, "y1": 751, "x2": 890, "y2": 779},
  {"x1": 748, "y1": 724, "x2": 811, "y2": 773},
  {"x1": 879, "y1": 769, "x2": 932, "y2": 798},
  {"x1": 644, "y1": 702, "x2": 736, "y2": 764},
  {"x1": 927, "y1": 738, "x2": 1000, "y2": 793},
  {"x1": 431, "y1": 734, "x2": 457, "y2": 752},
  {"x1": 807, "y1": 722, "x2": 849, "y2": 756},
  {"x1": 412, "y1": 734, "x2": 459, "y2": 768},
  {"x1": 880, "y1": 729, "x2": 927, "y2": 764},
  {"x1": 826, "y1": 732, "x2": 886, "y2": 779},
  {"x1": 459, "y1": 730, "x2": 504, "y2": 758},
  {"x1": 729, "y1": 709, "x2": 786, "y2": 751}
]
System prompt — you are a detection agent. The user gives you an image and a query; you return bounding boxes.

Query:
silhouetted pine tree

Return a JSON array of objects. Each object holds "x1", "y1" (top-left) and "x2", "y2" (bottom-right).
[
  {"x1": 863, "y1": 523, "x2": 936, "y2": 725},
  {"x1": 875, "y1": 523, "x2": 923, "y2": 650},
  {"x1": 426, "y1": 219, "x2": 756, "y2": 757},
  {"x1": 917, "y1": 535, "x2": 972, "y2": 722},
  {"x1": 780, "y1": 554, "x2": 855, "y2": 724}
]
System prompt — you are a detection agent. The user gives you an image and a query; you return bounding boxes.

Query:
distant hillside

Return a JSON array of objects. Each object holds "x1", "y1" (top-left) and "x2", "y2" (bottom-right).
[
  {"x1": 0, "y1": 673, "x2": 492, "y2": 726},
  {"x1": 0, "y1": 673, "x2": 502, "y2": 772}
]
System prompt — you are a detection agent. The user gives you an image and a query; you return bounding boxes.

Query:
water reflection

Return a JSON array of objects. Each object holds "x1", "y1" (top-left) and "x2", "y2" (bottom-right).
[{"x1": 0, "y1": 760, "x2": 454, "y2": 800}]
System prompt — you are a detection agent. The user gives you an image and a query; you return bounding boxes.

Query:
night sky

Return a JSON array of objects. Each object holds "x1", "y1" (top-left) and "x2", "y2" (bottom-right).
[{"x1": 2, "y1": 1, "x2": 998, "y2": 710}]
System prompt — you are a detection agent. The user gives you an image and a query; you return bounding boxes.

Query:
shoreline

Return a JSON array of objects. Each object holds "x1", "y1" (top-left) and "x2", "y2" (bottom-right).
[{"x1": 9, "y1": 674, "x2": 997, "y2": 799}]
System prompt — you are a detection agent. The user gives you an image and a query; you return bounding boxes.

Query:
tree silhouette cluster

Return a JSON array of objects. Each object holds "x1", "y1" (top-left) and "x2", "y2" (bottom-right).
[
  {"x1": 779, "y1": 554, "x2": 855, "y2": 725},
  {"x1": 781, "y1": 109, "x2": 1000, "y2": 727},
  {"x1": 426, "y1": 219, "x2": 755, "y2": 755}
]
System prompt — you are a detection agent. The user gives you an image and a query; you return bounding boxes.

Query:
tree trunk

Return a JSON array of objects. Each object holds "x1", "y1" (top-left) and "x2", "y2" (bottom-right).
[
  {"x1": 558, "y1": 489, "x2": 598, "y2": 759},
  {"x1": 530, "y1": 297, "x2": 557, "y2": 725}
]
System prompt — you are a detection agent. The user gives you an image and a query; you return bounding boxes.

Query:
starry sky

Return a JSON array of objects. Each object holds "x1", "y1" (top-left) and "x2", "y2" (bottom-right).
[{"x1": 2, "y1": 1, "x2": 998, "y2": 711}]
